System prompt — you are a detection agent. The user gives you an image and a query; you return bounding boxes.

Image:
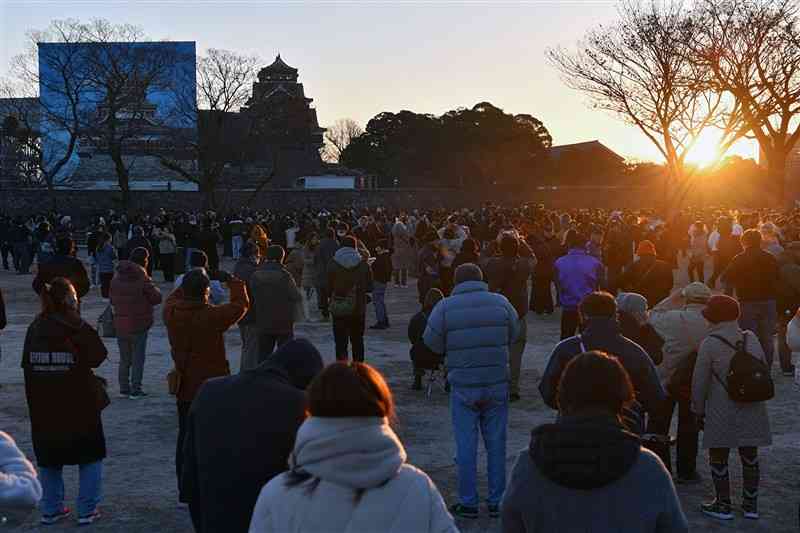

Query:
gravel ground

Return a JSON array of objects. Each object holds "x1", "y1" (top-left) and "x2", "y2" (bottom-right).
[{"x1": 0, "y1": 255, "x2": 798, "y2": 532}]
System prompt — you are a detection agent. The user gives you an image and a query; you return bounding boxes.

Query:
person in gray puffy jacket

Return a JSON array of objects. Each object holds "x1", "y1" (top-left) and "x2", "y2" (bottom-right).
[
  {"x1": 423, "y1": 263, "x2": 519, "y2": 519},
  {"x1": 248, "y1": 362, "x2": 457, "y2": 533},
  {"x1": 0, "y1": 430, "x2": 42, "y2": 525}
]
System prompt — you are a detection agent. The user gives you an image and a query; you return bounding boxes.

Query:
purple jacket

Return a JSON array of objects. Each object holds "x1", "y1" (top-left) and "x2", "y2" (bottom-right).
[{"x1": 555, "y1": 249, "x2": 604, "y2": 310}]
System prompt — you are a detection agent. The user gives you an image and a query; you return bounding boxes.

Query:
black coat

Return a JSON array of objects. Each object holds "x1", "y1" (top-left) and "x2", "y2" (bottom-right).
[
  {"x1": 618, "y1": 257, "x2": 674, "y2": 308},
  {"x1": 196, "y1": 229, "x2": 221, "y2": 271},
  {"x1": 32, "y1": 255, "x2": 90, "y2": 300},
  {"x1": 22, "y1": 313, "x2": 108, "y2": 467},
  {"x1": 373, "y1": 251, "x2": 393, "y2": 284},
  {"x1": 182, "y1": 339, "x2": 323, "y2": 533},
  {"x1": 313, "y1": 238, "x2": 338, "y2": 288},
  {"x1": 0, "y1": 288, "x2": 5, "y2": 330}
]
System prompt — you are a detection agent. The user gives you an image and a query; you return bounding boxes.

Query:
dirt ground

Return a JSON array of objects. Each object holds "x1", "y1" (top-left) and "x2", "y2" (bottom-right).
[{"x1": 0, "y1": 255, "x2": 798, "y2": 532}]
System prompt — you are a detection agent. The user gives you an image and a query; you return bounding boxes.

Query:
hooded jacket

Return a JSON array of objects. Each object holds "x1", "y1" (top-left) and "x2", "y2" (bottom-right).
[
  {"x1": 501, "y1": 416, "x2": 688, "y2": 533},
  {"x1": 539, "y1": 318, "x2": 666, "y2": 419},
  {"x1": 248, "y1": 417, "x2": 457, "y2": 533},
  {"x1": 21, "y1": 313, "x2": 108, "y2": 467},
  {"x1": 250, "y1": 261, "x2": 303, "y2": 334},
  {"x1": 163, "y1": 278, "x2": 249, "y2": 402},
  {"x1": 182, "y1": 339, "x2": 324, "y2": 533},
  {"x1": 110, "y1": 260, "x2": 162, "y2": 336},
  {"x1": 327, "y1": 247, "x2": 374, "y2": 316}
]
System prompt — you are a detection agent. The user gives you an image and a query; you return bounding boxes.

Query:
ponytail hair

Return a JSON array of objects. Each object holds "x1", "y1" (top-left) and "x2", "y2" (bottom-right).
[{"x1": 40, "y1": 277, "x2": 75, "y2": 316}]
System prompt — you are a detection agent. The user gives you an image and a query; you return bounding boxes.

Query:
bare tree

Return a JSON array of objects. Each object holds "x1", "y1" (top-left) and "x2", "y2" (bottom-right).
[
  {"x1": 693, "y1": 0, "x2": 800, "y2": 204},
  {"x1": 6, "y1": 20, "x2": 95, "y2": 204},
  {"x1": 159, "y1": 48, "x2": 260, "y2": 209},
  {"x1": 76, "y1": 19, "x2": 190, "y2": 211},
  {"x1": 322, "y1": 118, "x2": 362, "y2": 163},
  {"x1": 547, "y1": 0, "x2": 747, "y2": 206}
]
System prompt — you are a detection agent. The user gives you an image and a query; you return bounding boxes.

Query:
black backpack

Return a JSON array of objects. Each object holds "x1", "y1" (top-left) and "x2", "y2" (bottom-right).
[{"x1": 709, "y1": 333, "x2": 775, "y2": 403}]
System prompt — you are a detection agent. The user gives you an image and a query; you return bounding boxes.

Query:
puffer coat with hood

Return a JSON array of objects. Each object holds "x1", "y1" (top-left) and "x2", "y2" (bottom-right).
[
  {"x1": 501, "y1": 415, "x2": 688, "y2": 533},
  {"x1": 248, "y1": 417, "x2": 457, "y2": 533},
  {"x1": 110, "y1": 260, "x2": 162, "y2": 337},
  {"x1": 327, "y1": 247, "x2": 373, "y2": 317}
]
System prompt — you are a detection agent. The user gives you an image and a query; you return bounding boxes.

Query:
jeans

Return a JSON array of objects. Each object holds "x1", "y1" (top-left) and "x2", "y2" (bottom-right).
[
  {"x1": 185, "y1": 247, "x2": 199, "y2": 271},
  {"x1": 509, "y1": 318, "x2": 527, "y2": 396},
  {"x1": 560, "y1": 309, "x2": 580, "y2": 340},
  {"x1": 232, "y1": 235, "x2": 243, "y2": 260},
  {"x1": 450, "y1": 383, "x2": 509, "y2": 506},
  {"x1": 645, "y1": 394, "x2": 699, "y2": 478},
  {"x1": 333, "y1": 314, "x2": 365, "y2": 361},
  {"x1": 739, "y1": 300, "x2": 777, "y2": 369},
  {"x1": 176, "y1": 401, "x2": 192, "y2": 502},
  {"x1": 117, "y1": 331, "x2": 149, "y2": 394},
  {"x1": 373, "y1": 282, "x2": 388, "y2": 325},
  {"x1": 257, "y1": 331, "x2": 294, "y2": 364},
  {"x1": 39, "y1": 461, "x2": 102, "y2": 518},
  {"x1": 239, "y1": 323, "x2": 261, "y2": 372}
]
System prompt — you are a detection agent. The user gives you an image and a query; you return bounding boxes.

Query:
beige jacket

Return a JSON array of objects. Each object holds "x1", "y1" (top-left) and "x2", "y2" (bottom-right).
[{"x1": 648, "y1": 303, "x2": 709, "y2": 387}]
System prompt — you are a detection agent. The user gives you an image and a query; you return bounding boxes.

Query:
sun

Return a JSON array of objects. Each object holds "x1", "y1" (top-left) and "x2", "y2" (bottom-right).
[{"x1": 685, "y1": 130, "x2": 724, "y2": 168}]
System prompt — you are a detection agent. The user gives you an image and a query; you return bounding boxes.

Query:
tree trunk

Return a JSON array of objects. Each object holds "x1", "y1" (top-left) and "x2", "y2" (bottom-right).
[
  {"x1": 110, "y1": 148, "x2": 131, "y2": 212},
  {"x1": 766, "y1": 151, "x2": 788, "y2": 208}
]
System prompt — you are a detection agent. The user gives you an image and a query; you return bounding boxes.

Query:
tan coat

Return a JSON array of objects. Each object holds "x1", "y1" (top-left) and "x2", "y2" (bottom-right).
[
  {"x1": 691, "y1": 322, "x2": 772, "y2": 449},
  {"x1": 649, "y1": 303, "x2": 709, "y2": 387}
]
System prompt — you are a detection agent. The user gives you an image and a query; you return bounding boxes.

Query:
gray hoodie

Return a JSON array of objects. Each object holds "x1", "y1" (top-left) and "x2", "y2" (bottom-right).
[{"x1": 249, "y1": 417, "x2": 457, "y2": 533}]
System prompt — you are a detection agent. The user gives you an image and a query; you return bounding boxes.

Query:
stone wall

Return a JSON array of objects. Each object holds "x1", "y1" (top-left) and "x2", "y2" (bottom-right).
[{"x1": 0, "y1": 186, "x2": 657, "y2": 220}]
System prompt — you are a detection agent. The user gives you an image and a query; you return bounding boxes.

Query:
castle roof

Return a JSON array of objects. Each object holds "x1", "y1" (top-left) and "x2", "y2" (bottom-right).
[{"x1": 258, "y1": 54, "x2": 298, "y2": 81}]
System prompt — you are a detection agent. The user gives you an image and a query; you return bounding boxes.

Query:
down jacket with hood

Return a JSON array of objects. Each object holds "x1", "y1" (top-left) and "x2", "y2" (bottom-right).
[
  {"x1": 110, "y1": 260, "x2": 162, "y2": 336},
  {"x1": 501, "y1": 416, "x2": 688, "y2": 533},
  {"x1": 248, "y1": 417, "x2": 457, "y2": 533},
  {"x1": 327, "y1": 247, "x2": 374, "y2": 316},
  {"x1": 182, "y1": 339, "x2": 324, "y2": 533}
]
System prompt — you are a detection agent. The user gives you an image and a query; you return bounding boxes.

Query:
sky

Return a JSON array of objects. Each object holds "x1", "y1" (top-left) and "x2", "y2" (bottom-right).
[{"x1": 0, "y1": 0, "x2": 757, "y2": 164}]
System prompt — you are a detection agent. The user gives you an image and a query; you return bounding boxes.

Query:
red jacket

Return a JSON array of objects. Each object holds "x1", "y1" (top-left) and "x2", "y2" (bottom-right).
[
  {"x1": 164, "y1": 278, "x2": 249, "y2": 402},
  {"x1": 110, "y1": 261, "x2": 162, "y2": 336}
]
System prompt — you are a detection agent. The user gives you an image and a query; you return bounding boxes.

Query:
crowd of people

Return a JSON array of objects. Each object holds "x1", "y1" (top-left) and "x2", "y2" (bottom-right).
[{"x1": 0, "y1": 202, "x2": 797, "y2": 531}]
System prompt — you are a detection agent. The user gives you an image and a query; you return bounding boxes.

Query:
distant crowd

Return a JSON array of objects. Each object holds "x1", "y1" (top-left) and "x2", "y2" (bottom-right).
[{"x1": 0, "y1": 202, "x2": 797, "y2": 531}]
